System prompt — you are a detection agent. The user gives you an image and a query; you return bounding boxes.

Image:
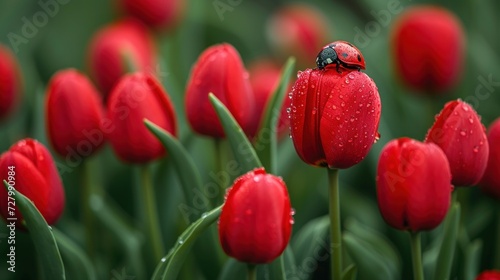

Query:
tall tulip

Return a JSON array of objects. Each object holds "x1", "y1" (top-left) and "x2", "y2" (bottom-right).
[
  {"x1": 185, "y1": 43, "x2": 255, "y2": 138},
  {"x1": 391, "y1": 6, "x2": 465, "y2": 93},
  {"x1": 425, "y1": 99, "x2": 489, "y2": 186},
  {"x1": 88, "y1": 19, "x2": 155, "y2": 98},
  {"x1": 219, "y1": 168, "x2": 293, "y2": 264},
  {"x1": 46, "y1": 69, "x2": 105, "y2": 158},
  {"x1": 107, "y1": 72, "x2": 177, "y2": 163},
  {"x1": 479, "y1": 118, "x2": 500, "y2": 199},
  {"x1": 476, "y1": 270, "x2": 500, "y2": 280},
  {"x1": 0, "y1": 139, "x2": 65, "y2": 226},
  {"x1": 0, "y1": 45, "x2": 21, "y2": 121},
  {"x1": 289, "y1": 68, "x2": 381, "y2": 169}
]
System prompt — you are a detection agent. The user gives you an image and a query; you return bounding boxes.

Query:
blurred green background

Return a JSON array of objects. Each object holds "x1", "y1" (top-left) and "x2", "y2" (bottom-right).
[{"x1": 0, "y1": 0, "x2": 499, "y2": 279}]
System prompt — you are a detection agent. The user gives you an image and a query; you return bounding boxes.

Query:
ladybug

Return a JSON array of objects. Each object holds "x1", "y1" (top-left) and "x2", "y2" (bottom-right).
[{"x1": 315, "y1": 41, "x2": 366, "y2": 72}]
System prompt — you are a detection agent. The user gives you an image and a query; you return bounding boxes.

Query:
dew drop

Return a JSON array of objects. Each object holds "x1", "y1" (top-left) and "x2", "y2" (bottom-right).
[
  {"x1": 345, "y1": 78, "x2": 350, "y2": 84},
  {"x1": 338, "y1": 143, "x2": 344, "y2": 148},
  {"x1": 460, "y1": 130, "x2": 466, "y2": 136},
  {"x1": 335, "y1": 116, "x2": 341, "y2": 121},
  {"x1": 468, "y1": 117, "x2": 474, "y2": 124},
  {"x1": 374, "y1": 132, "x2": 381, "y2": 143},
  {"x1": 355, "y1": 110, "x2": 360, "y2": 114},
  {"x1": 332, "y1": 105, "x2": 337, "y2": 110},
  {"x1": 462, "y1": 104, "x2": 469, "y2": 111},
  {"x1": 161, "y1": 257, "x2": 167, "y2": 262},
  {"x1": 296, "y1": 71, "x2": 303, "y2": 78},
  {"x1": 201, "y1": 212, "x2": 208, "y2": 219},
  {"x1": 339, "y1": 94, "x2": 344, "y2": 99},
  {"x1": 341, "y1": 102, "x2": 345, "y2": 107},
  {"x1": 289, "y1": 218, "x2": 295, "y2": 225},
  {"x1": 312, "y1": 108, "x2": 317, "y2": 115},
  {"x1": 178, "y1": 239, "x2": 184, "y2": 245},
  {"x1": 311, "y1": 84, "x2": 316, "y2": 89},
  {"x1": 473, "y1": 146, "x2": 479, "y2": 153},
  {"x1": 48, "y1": 226, "x2": 53, "y2": 230},
  {"x1": 286, "y1": 107, "x2": 291, "y2": 114},
  {"x1": 290, "y1": 208, "x2": 296, "y2": 216}
]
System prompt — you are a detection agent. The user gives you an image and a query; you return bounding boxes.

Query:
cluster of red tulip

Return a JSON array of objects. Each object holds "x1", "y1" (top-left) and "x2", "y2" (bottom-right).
[{"x1": 0, "y1": 2, "x2": 499, "y2": 280}]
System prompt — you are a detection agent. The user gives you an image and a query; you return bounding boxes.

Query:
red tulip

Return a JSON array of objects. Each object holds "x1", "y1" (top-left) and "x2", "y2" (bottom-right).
[
  {"x1": 377, "y1": 138, "x2": 452, "y2": 231},
  {"x1": 476, "y1": 270, "x2": 500, "y2": 280},
  {"x1": 267, "y1": 4, "x2": 329, "y2": 67},
  {"x1": 391, "y1": 6, "x2": 465, "y2": 93},
  {"x1": 247, "y1": 60, "x2": 291, "y2": 139},
  {"x1": 289, "y1": 68, "x2": 381, "y2": 168},
  {"x1": 219, "y1": 168, "x2": 293, "y2": 264},
  {"x1": 479, "y1": 118, "x2": 500, "y2": 199},
  {"x1": 0, "y1": 44, "x2": 21, "y2": 121},
  {"x1": 0, "y1": 139, "x2": 65, "y2": 226},
  {"x1": 425, "y1": 99, "x2": 489, "y2": 186},
  {"x1": 107, "y1": 72, "x2": 177, "y2": 163},
  {"x1": 185, "y1": 43, "x2": 255, "y2": 138},
  {"x1": 118, "y1": 0, "x2": 185, "y2": 30},
  {"x1": 46, "y1": 69, "x2": 105, "y2": 158},
  {"x1": 88, "y1": 19, "x2": 155, "y2": 98}
]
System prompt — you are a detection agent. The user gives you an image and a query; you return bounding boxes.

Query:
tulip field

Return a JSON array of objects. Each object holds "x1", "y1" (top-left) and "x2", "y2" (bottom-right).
[{"x1": 1, "y1": 0, "x2": 500, "y2": 280}]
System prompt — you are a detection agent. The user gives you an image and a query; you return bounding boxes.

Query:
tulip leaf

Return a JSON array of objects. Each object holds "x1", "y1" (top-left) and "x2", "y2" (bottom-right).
[
  {"x1": 463, "y1": 239, "x2": 482, "y2": 280},
  {"x1": 93, "y1": 194, "x2": 146, "y2": 279},
  {"x1": 52, "y1": 228, "x2": 97, "y2": 280},
  {"x1": 3, "y1": 181, "x2": 65, "y2": 279},
  {"x1": 209, "y1": 94, "x2": 263, "y2": 172},
  {"x1": 145, "y1": 119, "x2": 207, "y2": 222},
  {"x1": 254, "y1": 57, "x2": 295, "y2": 173},
  {"x1": 342, "y1": 264, "x2": 358, "y2": 280},
  {"x1": 433, "y1": 203, "x2": 461, "y2": 280},
  {"x1": 344, "y1": 219, "x2": 401, "y2": 278},
  {"x1": 343, "y1": 232, "x2": 395, "y2": 280},
  {"x1": 292, "y1": 215, "x2": 330, "y2": 279},
  {"x1": 152, "y1": 205, "x2": 223, "y2": 280},
  {"x1": 218, "y1": 258, "x2": 246, "y2": 280}
]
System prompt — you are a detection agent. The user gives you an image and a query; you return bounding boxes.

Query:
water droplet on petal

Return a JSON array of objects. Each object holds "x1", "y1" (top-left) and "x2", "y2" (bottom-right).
[
  {"x1": 289, "y1": 218, "x2": 295, "y2": 225},
  {"x1": 345, "y1": 78, "x2": 350, "y2": 84},
  {"x1": 290, "y1": 208, "x2": 296, "y2": 216},
  {"x1": 462, "y1": 104, "x2": 469, "y2": 111},
  {"x1": 460, "y1": 130, "x2": 466, "y2": 136},
  {"x1": 473, "y1": 146, "x2": 479, "y2": 153}
]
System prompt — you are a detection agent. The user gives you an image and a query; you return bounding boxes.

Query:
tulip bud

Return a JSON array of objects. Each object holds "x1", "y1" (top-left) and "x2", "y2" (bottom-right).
[
  {"x1": 479, "y1": 118, "x2": 500, "y2": 199},
  {"x1": 219, "y1": 168, "x2": 293, "y2": 264},
  {"x1": 118, "y1": 0, "x2": 186, "y2": 30},
  {"x1": 185, "y1": 43, "x2": 255, "y2": 138},
  {"x1": 247, "y1": 60, "x2": 291, "y2": 139},
  {"x1": 476, "y1": 270, "x2": 500, "y2": 280},
  {"x1": 267, "y1": 4, "x2": 329, "y2": 67},
  {"x1": 0, "y1": 45, "x2": 22, "y2": 121},
  {"x1": 0, "y1": 139, "x2": 65, "y2": 226},
  {"x1": 391, "y1": 6, "x2": 465, "y2": 93},
  {"x1": 289, "y1": 68, "x2": 381, "y2": 169},
  {"x1": 377, "y1": 138, "x2": 452, "y2": 231},
  {"x1": 88, "y1": 19, "x2": 155, "y2": 98},
  {"x1": 46, "y1": 69, "x2": 105, "y2": 158},
  {"x1": 425, "y1": 99, "x2": 489, "y2": 186},
  {"x1": 107, "y1": 72, "x2": 177, "y2": 163}
]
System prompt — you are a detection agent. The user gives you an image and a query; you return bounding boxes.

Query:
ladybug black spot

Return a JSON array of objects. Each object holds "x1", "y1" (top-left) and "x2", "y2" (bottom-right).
[
  {"x1": 341, "y1": 53, "x2": 348, "y2": 58},
  {"x1": 357, "y1": 55, "x2": 361, "y2": 62}
]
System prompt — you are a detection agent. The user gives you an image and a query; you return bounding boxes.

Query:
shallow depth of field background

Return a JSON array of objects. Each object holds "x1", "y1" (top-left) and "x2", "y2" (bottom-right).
[{"x1": 0, "y1": 0, "x2": 499, "y2": 279}]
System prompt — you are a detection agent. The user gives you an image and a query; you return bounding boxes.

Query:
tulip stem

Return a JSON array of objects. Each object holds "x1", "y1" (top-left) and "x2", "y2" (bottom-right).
[
  {"x1": 82, "y1": 160, "x2": 94, "y2": 256},
  {"x1": 247, "y1": 264, "x2": 257, "y2": 280},
  {"x1": 328, "y1": 168, "x2": 342, "y2": 280},
  {"x1": 410, "y1": 231, "x2": 424, "y2": 280},
  {"x1": 140, "y1": 166, "x2": 165, "y2": 262}
]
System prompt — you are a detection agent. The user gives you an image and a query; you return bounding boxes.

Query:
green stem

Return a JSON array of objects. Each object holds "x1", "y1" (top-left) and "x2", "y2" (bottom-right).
[
  {"x1": 247, "y1": 264, "x2": 257, "y2": 280},
  {"x1": 82, "y1": 160, "x2": 94, "y2": 256},
  {"x1": 409, "y1": 232, "x2": 424, "y2": 280},
  {"x1": 328, "y1": 168, "x2": 342, "y2": 280},
  {"x1": 140, "y1": 165, "x2": 165, "y2": 262}
]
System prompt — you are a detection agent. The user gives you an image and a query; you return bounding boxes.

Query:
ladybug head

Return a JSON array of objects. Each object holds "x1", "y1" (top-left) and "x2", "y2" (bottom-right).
[{"x1": 316, "y1": 47, "x2": 338, "y2": 70}]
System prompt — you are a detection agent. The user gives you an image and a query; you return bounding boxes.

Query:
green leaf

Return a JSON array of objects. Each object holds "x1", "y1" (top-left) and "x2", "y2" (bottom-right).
[
  {"x1": 433, "y1": 203, "x2": 461, "y2": 280},
  {"x1": 343, "y1": 232, "x2": 395, "y2": 280},
  {"x1": 93, "y1": 194, "x2": 146, "y2": 280},
  {"x1": 292, "y1": 215, "x2": 330, "y2": 279},
  {"x1": 209, "y1": 94, "x2": 263, "y2": 172},
  {"x1": 153, "y1": 205, "x2": 223, "y2": 280},
  {"x1": 218, "y1": 258, "x2": 246, "y2": 280},
  {"x1": 254, "y1": 57, "x2": 296, "y2": 173},
  {"x1": 3, "y1": 181, "x2": 65, "y2": 279},
  {"x1": 463, "y1": 239, "x2": 482, "y2": 280},
  {"x1": 52, "y1": 228, "x2": 97, "y2": 280},
  {"x1": 145, "y1": 119, "x2": 207, "y2": 222},
  {"x1": 342, "y1": 264, "x2": 358, "y2": 280},
  {"x1": 344, "y1": 219, "x2": 401, "y2": 278}
]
